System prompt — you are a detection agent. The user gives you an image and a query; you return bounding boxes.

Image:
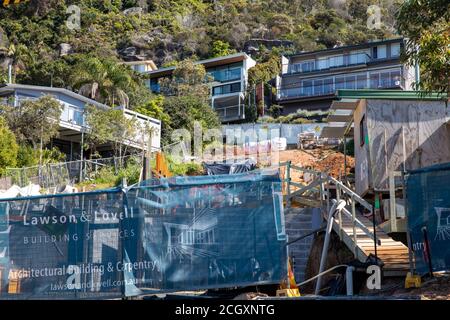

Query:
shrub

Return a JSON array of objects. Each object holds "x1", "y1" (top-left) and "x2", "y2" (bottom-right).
[{"x1": 0, "y1": 117, "x2": 18, "y2": 176}]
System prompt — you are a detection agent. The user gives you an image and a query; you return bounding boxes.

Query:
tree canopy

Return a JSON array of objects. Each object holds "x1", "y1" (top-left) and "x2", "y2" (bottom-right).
[
  {"x1": 0, "y1": 95, "x2": 62, "y2": 148},
  {"x1": 396, "y1": 0, "x2": 450, "y2": 94}
]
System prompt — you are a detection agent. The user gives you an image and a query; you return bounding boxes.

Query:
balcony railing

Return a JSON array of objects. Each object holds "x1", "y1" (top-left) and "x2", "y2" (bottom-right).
[
  {"x1": 209, "y1": 68, "x2": 242, "y2": 83},
  {"x1": 278, "y1": 74, "x2": 405, "y2": 100},
  {"x1": 214, "y1": 104, "x2": 245, "y2": 122},
  {"x1": 287, "y1": 52, "x2": 372, "y2": 75}
]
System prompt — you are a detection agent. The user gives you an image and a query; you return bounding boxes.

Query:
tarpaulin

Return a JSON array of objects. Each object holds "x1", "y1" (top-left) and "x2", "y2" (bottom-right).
[
  {"x1": 0, "y1": 170, "x2": 286, "y2": 299},
  {"x1": 203, "y1": 159, "x2": 257, "y2": 176},
  {"x1": 405, "y1": 163, "x2": 450, "y2": 275}
]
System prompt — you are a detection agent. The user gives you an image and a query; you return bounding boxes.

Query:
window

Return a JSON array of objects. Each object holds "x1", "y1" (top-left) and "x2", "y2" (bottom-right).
[
  {"x1": 356, "y1": 74, "x2": 367, "y2": 89},
  {"x1": 391, "y1": 70, "x2": 402, "y2": 86},
  {"x1": 360, "y1": 115, "x2": 366, "y2": 146},
  {"x1": 391, "y1": 43, "x2": 401, "y2": 57},
  {"x1": 372, "y1": 46, "x2": 378, "y2": 59},
  {"x1": 323, "y1": 78, "x2": 333, "y2": 94},
  {"x1": 370, "y1": 73, "x2": 379, "y2": 88},
  {"x1": 302, "y1": 80, "x2": 313, "y2": 96},
  {"x1": 301, "y1": 61, "x2": 314, "y2": 72},
  {"x1": 378, "y1": 45, "x2": 387, "y2": 59},
  {"x1": 212, "y1": 82, "x2": 241, "y2": 95},
  {"x1": 380, "y1": 72, "x2": 391, "y2": 88},
  {"x1": 317, "y1": 57, "x2": 328, "y2": 70},
  {"x1": 329, "y1": 55, "x2": 344, "y2": 68},
  {"x1": 150, "y1": 79, "x2": 160, "y2": 93},
  {"x1": 335, "y1": 76, "x2": 345, "y2": 90},
  {"x1": 314, "y1": 79, "x2": 324, "y2": 95},
  {"x1": 350, "y1": 51, "x2": 368, "y2": 64},
  {"x1": 345, "y1": 75, "x2": 356, "y2": 89}
]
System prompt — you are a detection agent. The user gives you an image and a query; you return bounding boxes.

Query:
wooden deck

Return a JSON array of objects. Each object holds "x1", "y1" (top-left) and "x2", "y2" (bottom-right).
[
  {"x1": 280, "y1": 162, "x2": 411, "y2": 277},
  {"x1": 329, "y1": 209, "x2": 411, "y2": 276}
]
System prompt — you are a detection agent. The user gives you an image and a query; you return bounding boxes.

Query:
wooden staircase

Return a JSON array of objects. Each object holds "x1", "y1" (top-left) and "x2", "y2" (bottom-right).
[
  {"x1": 329, "y1": 208, "x2": 410, "y2": 276},
  {"x1": 280, "y1": 161, "x2": 411, "y2": 277}
]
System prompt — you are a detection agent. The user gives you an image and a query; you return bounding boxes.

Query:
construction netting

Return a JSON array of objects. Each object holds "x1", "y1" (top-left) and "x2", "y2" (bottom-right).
[
  {"x1": 0, "y1": 170, "x2": 287, "y2": 299},
  {"x1": 405, "y1": 163, "x2": 450, "y2": 275}
]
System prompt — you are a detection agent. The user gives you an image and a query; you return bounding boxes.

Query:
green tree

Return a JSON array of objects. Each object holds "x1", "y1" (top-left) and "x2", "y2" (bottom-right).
[
  {"x1": 0, "y1": 116, "x2": 18, "y2": 176},
  {"x1": 396, "y1": 0, "x2": 450, "y2": 94},
  {"x1": 159, "y1": 59, "x2": 220, "y2": 144},
  {"x1": 268, "y1": 104, "x2": 283, "y2": 118},
  {"x1": 161, "y1": 59, "x2": 212, "y2": 99},
  {"x1": 210, "y1": 40, "x2": 236, "y2": 58},
  {"x1": 84, "y1": 105, "x2": 138, "y2": 160},
  {"x1": 5, "y1": 43, "x2": 31, "y2": 82},
  {"x1": 162, "y1": 95, "x2": 220, "y2": 145},
  {"x1": 0, "y1": 95, "x2": 62, "y2": 149},
  {"x1": 135, "y1": 95, "x2": 171, "y2": 126},
  {"x1": 71, "y1": 57, "x2": 137, "y2": 107}
]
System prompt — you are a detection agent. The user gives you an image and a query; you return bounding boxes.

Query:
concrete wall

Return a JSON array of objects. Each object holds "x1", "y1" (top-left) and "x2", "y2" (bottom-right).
[
  {"x1": 285, "y1": 208, "x2": 322, "y2": 282},
  {"x1": 222, "y1": 123, "x2": 327, "y2": 145}
]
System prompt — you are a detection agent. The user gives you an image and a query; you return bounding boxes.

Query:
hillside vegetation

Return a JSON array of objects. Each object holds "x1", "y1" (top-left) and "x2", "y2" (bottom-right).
[
  {"x1": 0, "y1": 0, "x2": 401, "y2": 144},
  {"x1": 0, "y1": 0, "x2": 400, "y2": 86}
]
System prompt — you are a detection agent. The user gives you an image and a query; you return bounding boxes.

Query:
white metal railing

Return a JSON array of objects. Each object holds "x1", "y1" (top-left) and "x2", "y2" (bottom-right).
[{"x1": 279, "y1": 161, "x2": 379, "y2": 260}]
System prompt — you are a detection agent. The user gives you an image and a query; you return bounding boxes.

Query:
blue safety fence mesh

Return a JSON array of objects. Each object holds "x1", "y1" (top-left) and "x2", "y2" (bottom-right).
[
  {"x1": 406, "y1": 163, "x2": 450, "y2": 275},
  {"x1": 0, "y1": 170, "x2": 286, "y2": 299}
]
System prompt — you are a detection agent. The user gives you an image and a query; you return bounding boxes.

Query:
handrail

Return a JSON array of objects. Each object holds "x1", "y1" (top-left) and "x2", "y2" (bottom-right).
[
  {"x1": 328, "y1": 176, "x2": 373, "y2": 212},
  {"x1": 333, "y1": 199, "x2": 381, "y2": 245},
  {"x1": 278, "y1": 161, "x2": 378, "y2": 259}
]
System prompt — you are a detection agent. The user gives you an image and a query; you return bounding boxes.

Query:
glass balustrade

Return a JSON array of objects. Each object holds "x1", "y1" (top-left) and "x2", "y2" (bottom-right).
[
  {"x1": 279, "y1": 71, "x2": 403, "y2": 99},
  {"x1": 209, "y1": 68, "x2": 242, "y2": 83},
  {"x1": 288, "y1": 52, "x2": 371, "y2": 75}
]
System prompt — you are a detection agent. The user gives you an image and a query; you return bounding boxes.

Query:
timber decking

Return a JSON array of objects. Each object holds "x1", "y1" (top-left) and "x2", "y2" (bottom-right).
[{"x1": 327, "y1": 208, "x2": 410, "y2": 276}]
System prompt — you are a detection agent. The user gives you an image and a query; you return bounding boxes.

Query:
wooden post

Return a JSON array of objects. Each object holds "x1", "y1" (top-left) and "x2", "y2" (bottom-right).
[
  {"x1": 402, "y1": 166, "x2": 415, "y2": 275},
  {"x1": 389, "y1": 171, "x2": 397, "y2": 232},
  {"x1": 373, "y1": 193, "x2": 380, "y2": 260},
  {"x1": 351, "y1": 195, "x2": 358, "y2": 259},
  {"x1": 343, "y1": 136, "x2": 347, "y2": 181}
]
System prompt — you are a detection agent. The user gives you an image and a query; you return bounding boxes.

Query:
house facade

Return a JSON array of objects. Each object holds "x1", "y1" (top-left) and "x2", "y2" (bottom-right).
[
  {"x1": 146, "y1": 53, "x2": 257, "y2": 123},
  {"x1": 0, "y1": 84, "x2": 161, "y2": 159},
  {"x1": 124, "y1": 60, "x2": 158, "y2": 73},
  {"x1": 275, "y1": 38, "x2": 418, "y2": 115}
]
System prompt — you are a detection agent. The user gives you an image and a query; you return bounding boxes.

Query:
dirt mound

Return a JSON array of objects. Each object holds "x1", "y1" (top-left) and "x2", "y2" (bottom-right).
[
  {"x1": 278, "y1": 148, "x2": 355, "y2": 179},
  {"x1": 312, "y1": 152, "x2": 355, "y2": 178}
]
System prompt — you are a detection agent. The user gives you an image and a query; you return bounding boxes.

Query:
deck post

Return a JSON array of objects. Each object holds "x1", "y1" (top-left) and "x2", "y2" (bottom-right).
[
  {"x1": 402, "y1": 167, "x2": 415, "y2": 275},
  {"x1": 389, "y1": 171, "x2": 397, "y2": 232},
  {"x1": 286, "y1": 161, "x2": 291, "y2": 208},
  {"x1": 351, "y1": 195, "x2": 358, "y2": 259}
]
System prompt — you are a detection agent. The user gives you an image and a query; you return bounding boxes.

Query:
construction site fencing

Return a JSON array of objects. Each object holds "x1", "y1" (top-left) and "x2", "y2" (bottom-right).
[
  {"x1": 4, "y1": 154, "x2": 145, "y2": 191},
  {"x1": 0, "y1": 170, "x2": 287, "y2": 299},
  {"x1": 405, "y1": 163, "x2": 450, "y2": 275}
]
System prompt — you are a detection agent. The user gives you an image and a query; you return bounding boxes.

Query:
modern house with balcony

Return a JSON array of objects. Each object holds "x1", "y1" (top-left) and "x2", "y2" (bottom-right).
[
  {"x1": 124, "y1": 60, "x2": 158, "y2": 73},
  {"x1": 0, "y1": 84, "x2": 161, "y2": 160},
  {"x1": 145, "y1": 53, "x2": 257, "y2": 123},
  {"x1": 275, "y1": 38, "x2": 418, "y2": 114}
]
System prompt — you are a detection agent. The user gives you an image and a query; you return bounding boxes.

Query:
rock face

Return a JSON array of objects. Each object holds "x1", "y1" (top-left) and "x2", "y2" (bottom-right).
[
  {"x1": 244, "y1": 38, "x2": 294, "y2": 54},
  {"x1": 123, "y1": 7, "x2": 144, "y2": 15},
  {"x1": 59, "y1": 43, "x2": 73, "y2": 56}
]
